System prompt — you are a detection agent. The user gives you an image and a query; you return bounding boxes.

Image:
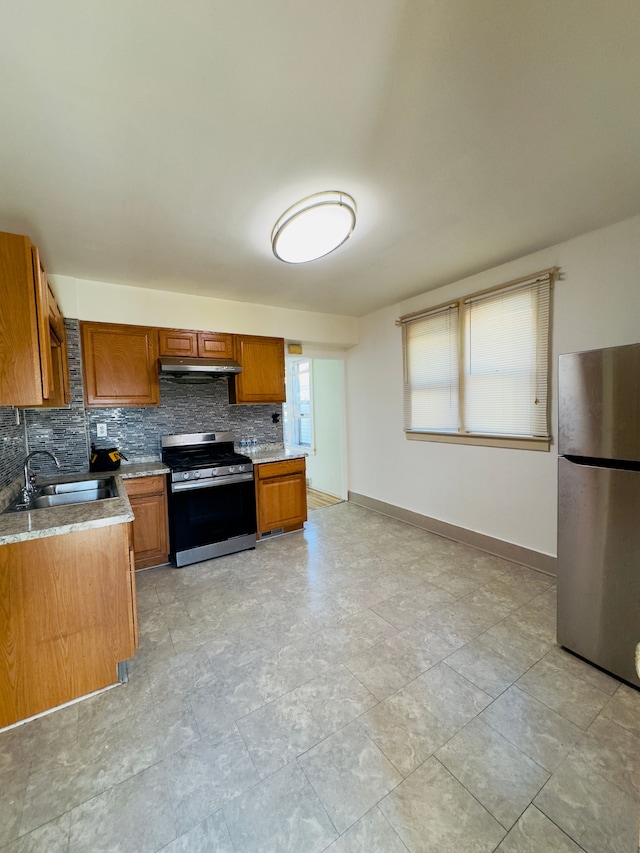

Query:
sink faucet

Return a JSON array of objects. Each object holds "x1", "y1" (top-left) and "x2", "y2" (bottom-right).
[{"x1": 22, "y1": 451, "x2": 60, "y2": 505}]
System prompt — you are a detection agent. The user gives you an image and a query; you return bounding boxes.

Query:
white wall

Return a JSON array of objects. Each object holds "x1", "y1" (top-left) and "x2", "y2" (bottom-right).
[
  {"x1": 345, "y1": 215, "x2": 640, "y2": 557},
  {"x1": 305, "y1": 359, "x2": 347, "y2": 499},
  {"x1": 50, "y1": 275, "x2": 359, "y2": 348}
]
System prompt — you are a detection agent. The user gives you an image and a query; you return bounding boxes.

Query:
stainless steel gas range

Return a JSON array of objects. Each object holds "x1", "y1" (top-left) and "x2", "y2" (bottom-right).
[{"x1": 161, "y1": 432, "x2": 256, "y2": 567}]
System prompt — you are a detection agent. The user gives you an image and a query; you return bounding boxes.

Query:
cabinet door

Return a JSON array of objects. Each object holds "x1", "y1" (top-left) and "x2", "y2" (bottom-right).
[
  {"x1": 81, "y1": 322, "x2": 159, "y2": 407},
  {"x1": 31, "y1": 248, "x2": 54, "y2": 400},
  {"x1": 198, "y1": 332, "x2": 234, "y2": 359},
  {"x1": 0, "y1": 232, "x2": 52, "y2": 406},
  {"x1": 231, "y1": 335, "x2": 285, "y2": 404},
  {"x1": 256, "y1": 459, "x2": 307, "y2": 534},
  {"x1": 125, "y1": 476, "x2": 169, "y2": 570},
  {"x1": 41, "y1": 283, "x2": 71, "y2": 408},
  {"x1": 158, "y1": 328, "x2": 199, "y2": 357}
]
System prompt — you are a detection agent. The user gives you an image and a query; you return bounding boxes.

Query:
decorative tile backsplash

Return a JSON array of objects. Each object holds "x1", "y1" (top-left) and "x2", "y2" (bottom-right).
[{"x1": 0, "y1": 320, "x2": 283, "y2": 486}]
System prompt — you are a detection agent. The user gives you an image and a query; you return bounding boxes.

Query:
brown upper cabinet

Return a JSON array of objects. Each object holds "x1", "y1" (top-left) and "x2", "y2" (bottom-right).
[
  {"x1": 0, "y1": 231, "x2": 71, "y2": 408},
  {"x1": 158, "y1": 328, "x2": 233, "y2": 360},
  {"x1": 230, "y1": 335, "x2": 286, "y2": 404},
  {"x1": 80, "y1": 322, "x2": 159, "y2": 407}
]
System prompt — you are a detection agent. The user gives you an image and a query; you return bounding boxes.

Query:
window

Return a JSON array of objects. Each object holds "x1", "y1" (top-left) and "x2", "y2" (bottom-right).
[
  {"x1": 284, "y1": 358, "x2": 314, "y2": 450},
  {"x1": 400, "y1": 268, "x2": 555, "y2": 449}
]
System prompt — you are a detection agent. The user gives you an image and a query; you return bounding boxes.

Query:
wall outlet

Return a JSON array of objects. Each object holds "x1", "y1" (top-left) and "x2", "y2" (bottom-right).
[{"x1": 96, "y1": 423, "x2": 108, "y2": 438}]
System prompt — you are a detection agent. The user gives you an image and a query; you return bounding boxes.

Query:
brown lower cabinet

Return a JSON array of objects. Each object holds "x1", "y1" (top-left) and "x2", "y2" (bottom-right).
[
  {"x1": 0, "y1": 523, "x2": 136, "y2": 728},
  {"x1": 124, "y1": 474, "x2": 170, "y2": 569},
  {"x1": 255, "y1": 458, "x2": 307, "y2": 537}
]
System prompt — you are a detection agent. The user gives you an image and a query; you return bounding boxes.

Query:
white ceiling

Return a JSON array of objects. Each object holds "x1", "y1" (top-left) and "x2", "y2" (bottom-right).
[{"x1": 1, "y1": 1, "x2": 639, "y2": 317}]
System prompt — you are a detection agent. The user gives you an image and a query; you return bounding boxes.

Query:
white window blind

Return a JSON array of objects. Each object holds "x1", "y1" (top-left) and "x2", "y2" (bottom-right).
[
  {"x1": 400, "y1": 269, "x2": 554, "y2": 443},
  {"x1": 403, "y1": 304, "x2": 459, "y2": 432},
  {"x1": 463, "y1": 281, "x2": 550, "y2": 437}
]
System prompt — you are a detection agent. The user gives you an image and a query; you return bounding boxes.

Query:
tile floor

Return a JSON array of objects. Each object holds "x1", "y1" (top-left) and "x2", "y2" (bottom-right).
[{"x1": 1, "y1": 502, "x2": 639, "y2": 852}]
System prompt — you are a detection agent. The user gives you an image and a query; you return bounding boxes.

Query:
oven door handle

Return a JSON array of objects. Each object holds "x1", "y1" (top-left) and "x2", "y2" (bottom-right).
[{"x1": 170, "y1": 471, "x2": 254, "y2": 493}]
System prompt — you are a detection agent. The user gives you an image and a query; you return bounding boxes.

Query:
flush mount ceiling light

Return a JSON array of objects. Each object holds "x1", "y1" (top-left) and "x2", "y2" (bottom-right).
[{"x1": 271, "y1": 191, "x2": 356, "y2": 264}]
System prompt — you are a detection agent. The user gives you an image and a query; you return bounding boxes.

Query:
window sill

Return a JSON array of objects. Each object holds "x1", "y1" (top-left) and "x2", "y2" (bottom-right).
[{"x1": 405, "y1": 431, "x2": 550, "y2": 451}]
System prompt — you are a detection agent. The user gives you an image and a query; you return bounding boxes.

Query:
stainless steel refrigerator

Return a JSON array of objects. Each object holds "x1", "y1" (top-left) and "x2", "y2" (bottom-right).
[{"x1": 558, "y1": 342, "x2": 640, "y2": 689}]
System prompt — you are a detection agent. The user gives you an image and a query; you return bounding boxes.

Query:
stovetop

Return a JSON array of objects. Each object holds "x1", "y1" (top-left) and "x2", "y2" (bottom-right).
[
  {"x1": 163, "y1": 446, "x2": 252, "y2": 472},
  {"x1": 161, "y1": 432, "x2": 253, "y2": 480}
]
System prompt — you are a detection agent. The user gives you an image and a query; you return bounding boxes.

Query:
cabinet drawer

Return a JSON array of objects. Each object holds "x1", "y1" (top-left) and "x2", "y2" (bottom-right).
[
  {"x1": 256, "y1": 458, "x2": 305, "y2": 480},
  {"x1": 124, "y1": 474, "x2": 167, "y2": 498}
]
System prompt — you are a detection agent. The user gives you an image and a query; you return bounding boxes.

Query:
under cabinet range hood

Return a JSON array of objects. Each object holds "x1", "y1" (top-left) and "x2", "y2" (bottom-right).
[{"x1": 159, "y1": 356, "x2": 242, "y2": 375}]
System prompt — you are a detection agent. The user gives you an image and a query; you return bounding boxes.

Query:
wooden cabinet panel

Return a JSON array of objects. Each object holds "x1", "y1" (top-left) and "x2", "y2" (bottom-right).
[
  {"x1": 159, "y1": 328, "x2": 234, "y2": 360},
  {"x1": 124, "y1": 475, "x2": 169, "y2": 570},
  {"x1": 230, "y1": 335, "x2": 285, "y2": 404},
  {"x1": 81, "y1": 322, "x2": 159, "y2": 407},
  {"x1": 198, "y1": 331, "x2": 233, "y2": 359},
  {"x1": 0, "y1": 524, "x2": 134, "y2": 728},
  {"x1": 42, "y1": 281, "x2": 71, "y2": 408},
  {"x1": 255, "y1": 458, "x2": 307, "y2": 535},
  {"x1": 0, "y1": 231, "x2": 69, "y2": 407},
  {"x1": 158, "y1": 328, "x2": 198, "y2": 357}
]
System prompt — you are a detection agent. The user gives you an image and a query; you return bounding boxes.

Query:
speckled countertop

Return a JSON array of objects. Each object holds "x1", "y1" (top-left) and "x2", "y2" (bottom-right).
[
  {"x1": 0, "y1": 461, "x2": 169, "y2": 546},
  {"x1": 243, "y1": 444, "x2": 307, "y2": 465},
  {"x1": 0, "y1": 451, "x2": 303, "y2": 546}
]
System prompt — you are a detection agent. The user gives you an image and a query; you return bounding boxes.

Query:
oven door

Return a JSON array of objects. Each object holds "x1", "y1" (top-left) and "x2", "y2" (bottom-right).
[{"x1": 168, "y1": 476, "x2": 257, "y2": 566}]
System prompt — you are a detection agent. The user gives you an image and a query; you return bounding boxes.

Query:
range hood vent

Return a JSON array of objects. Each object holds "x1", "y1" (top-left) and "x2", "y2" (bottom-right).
[{"x1": 159, "y1": 356, "x2": 242, "y2": 375}]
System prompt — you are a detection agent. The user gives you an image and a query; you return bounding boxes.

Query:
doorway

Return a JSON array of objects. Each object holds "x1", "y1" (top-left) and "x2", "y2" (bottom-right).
[{"x1": 284, "y1": 354, "x2": 347, "y2": 510}]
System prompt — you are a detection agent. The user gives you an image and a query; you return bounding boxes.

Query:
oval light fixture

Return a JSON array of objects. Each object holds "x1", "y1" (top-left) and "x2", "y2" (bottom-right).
[{"x1": 271, "y1": 191, "x2": 357, "y2": 264}]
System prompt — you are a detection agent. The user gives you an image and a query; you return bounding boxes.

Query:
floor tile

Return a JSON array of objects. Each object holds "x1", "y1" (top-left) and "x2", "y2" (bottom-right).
[
  {"x1": 0, "y1": 756, "x2": 30, "y2": 846},
  {"x1": 379, "y1": 756, "x2": 506, "y2": 853},
  {"x1": 0, "y1": 812, "x2": 70, "y2": 853},
  {"x1": 68, "y1": 763, "x2": 175, "y2": 853},
  {"x1": 406, "y1": 662, "x2": 492, "y2": 730},
  {"x1": 323, "y1": 806, "x2": 409, "y2": 852},
  {"x1": 236, "y1": 691, "x2": 325, "y2": 777},
  {"x1": 515, "y1": 656, "x2": 611, "y2": 729},
  {"x1": 480, "y1": 685, "x2": 584, "y2": 772},
  {"x1": 291, "y1": 664, "x2": 378, "y2": 735},
  {"x1": 574, "y1": 715, "x2": 640, "y2": 800},
  {"x1": 495, "y1": 804, "x2": 584, "y2": 852},
  {"x1": 161, "y1": 809, "x2": 234, "y2": 853},
  {"x1": 476, "y1": 616, "x2": 554, "y2": 673},
  {"x1": 19, "y1": 696, "x2": 198, "y2": 835},
  {"x1": 223, "y1": 761, "x2": 337, "y2": 853},
  {"x1": 163, "y1": 729, "x2": 260, "y2": 836},
  {"x1": 370, "y1": 585, "x2": 455, "y2": 630},
  {"x1": 359, "y1": 687, "x2": 455, "y2": 777},
  {"x1": 188, "y1": 668, "x2": 265, "y2": 742},
  {"x1": 436, "y1": 718, "x2": 549, "y2": 829},
  {"x1": 444, "y1": 639, "x2": 525, "y2": 698},
  {"x1": 543, "y1": 646, "x2": 621, "y2": 695},
  {"x1": 534, "y1": 754, "x2": 639, "y2": 853},
  {"x1": 345, "y1": 641, "x2": 423, "y2": 700},
  {"x1": 602, "y1": 683, "x2": 640, "y2": 737},
  {"x1": 384, "y1": 625, "x2": 457, "y2": 673},
  {"x1": 298, "y1": 721, "x2": 402, "y2": 834}
]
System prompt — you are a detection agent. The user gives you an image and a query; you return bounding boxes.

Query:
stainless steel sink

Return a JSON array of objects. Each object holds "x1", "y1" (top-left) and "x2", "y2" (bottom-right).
[
  {"x1": 38, "y1": 478, "x2": 112, "y2": 495},
  {"x1": 3, "y1": 477, "x2": 116, "y2": 513},
  {"x1": 33, "y1": 488, "x2": 114, "y2": 508}
]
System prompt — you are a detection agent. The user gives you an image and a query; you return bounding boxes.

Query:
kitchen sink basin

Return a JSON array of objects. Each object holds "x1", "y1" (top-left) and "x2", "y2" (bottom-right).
[
  {"x1": 3, "y1": 477, "x2": 116, "y2": 513},
  {"x1": 33, "y1": 488, "x2": 114, "y2": 508},
  {"x1": 38, "y1": 478, "x2": 112, "y2": 495}
]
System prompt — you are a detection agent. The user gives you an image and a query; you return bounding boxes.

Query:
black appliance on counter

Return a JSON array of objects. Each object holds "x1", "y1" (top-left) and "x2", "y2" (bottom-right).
[{"x1": 162, "y1": 432, "x2": 256, "y2": 567}]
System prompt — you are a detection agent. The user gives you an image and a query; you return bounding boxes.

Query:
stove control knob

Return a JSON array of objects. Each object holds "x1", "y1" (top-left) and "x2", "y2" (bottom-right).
[
  {"x1": 194, "y1": 471, "x2": 201, "y2": 479},
  {"x1": 228, "y1": 466, "x2": 236, "y2": 474},
  {"x1": 211, "y1": 468, "x2": 218, "y2": 476},
  {"x1": 237, "y1": 465, "x2": 245, "y2": 473},
  {"x1": 182, "y1": 472, "x2": 190, "y2": 480}
]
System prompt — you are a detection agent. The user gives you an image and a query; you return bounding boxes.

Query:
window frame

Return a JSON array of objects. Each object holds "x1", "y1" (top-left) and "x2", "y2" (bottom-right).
[
  {"x1": 399, "y1": 268, "x2": 557, "y2": 451},
  {"x1": 283, "y1": 357, "x2": 315, "y2": 452}
]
